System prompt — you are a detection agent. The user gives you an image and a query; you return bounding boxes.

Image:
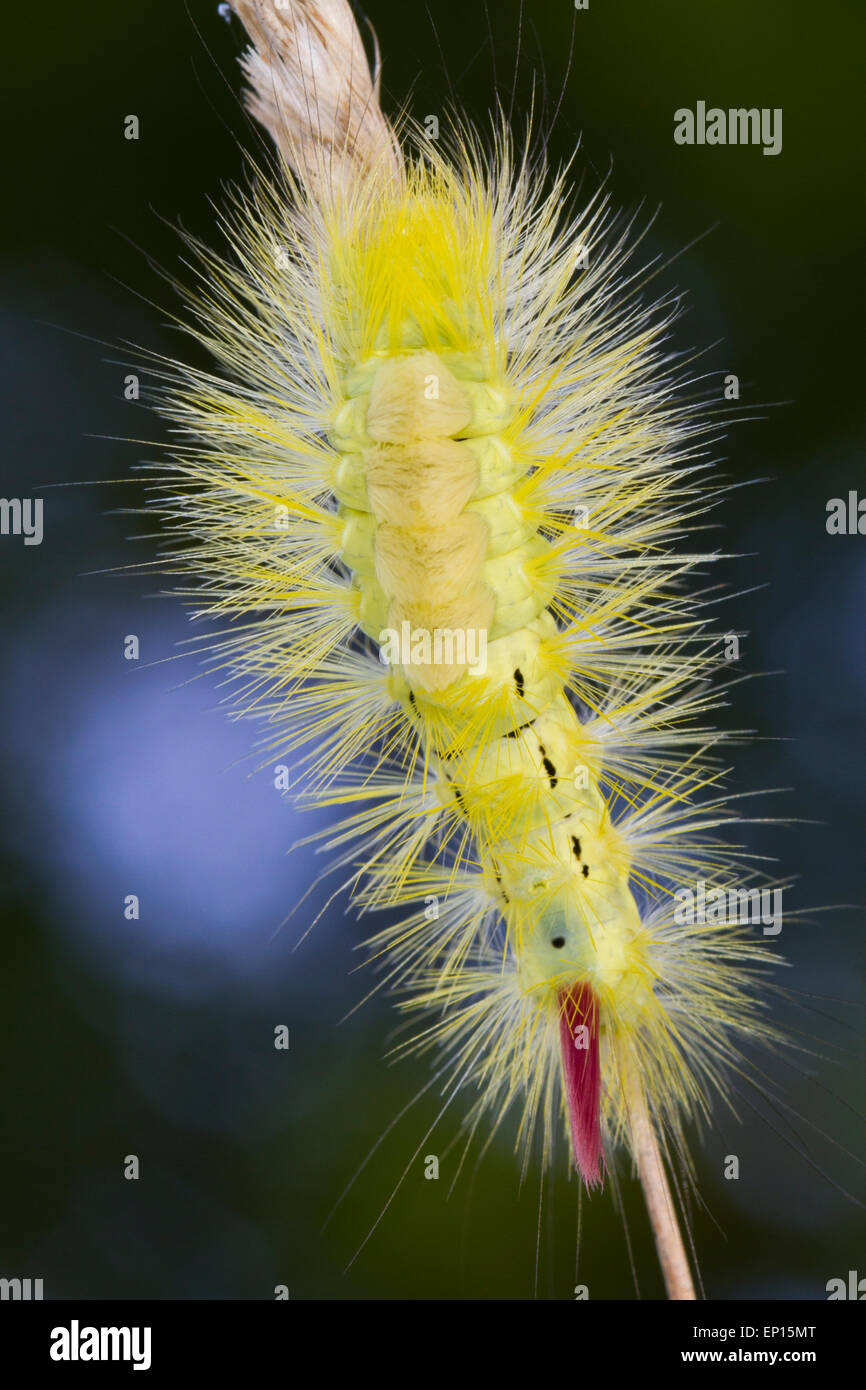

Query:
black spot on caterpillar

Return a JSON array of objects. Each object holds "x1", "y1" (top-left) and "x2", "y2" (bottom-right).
[
  {"x1": 513, "y1": 668, "x2": 525, "y2": 697},
  {"x1": 571, "y1": 835, "x2": 582, "y2": 860},
  {"x1": 582, "y1": 864, "x2": 590, "y2": 879},
  {"x1": 442, "y1": 766, "x2": 467, "y2": 809},
  {"x1": 551, "y1": 936, "x2": 566, "y2": 950},
  {"x1": 505, "y1": 719, "x2": 537, "y2": 740},
  {"x1": 491, "y1": 860, "x2": 511, "y2": 905},
  {"x1": 538, "y1": 742, "x2": 558, "y2": 789}
]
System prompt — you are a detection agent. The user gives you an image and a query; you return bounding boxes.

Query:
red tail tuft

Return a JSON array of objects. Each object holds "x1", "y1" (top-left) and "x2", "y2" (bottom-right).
[{"x1": 558, "y1": 983, "x2": 603, "y2": 1188}]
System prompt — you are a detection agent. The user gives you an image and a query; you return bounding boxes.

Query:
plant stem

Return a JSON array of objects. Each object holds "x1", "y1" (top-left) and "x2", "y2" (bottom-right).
[{"x1": 627, "y1": 1076, "x2": 696, "y2": 1300}]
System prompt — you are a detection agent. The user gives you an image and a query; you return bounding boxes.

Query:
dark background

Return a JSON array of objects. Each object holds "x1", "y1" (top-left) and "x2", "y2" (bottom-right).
[{"x1": 0, "y1": 0, "x2": 863, "y2": 1299}]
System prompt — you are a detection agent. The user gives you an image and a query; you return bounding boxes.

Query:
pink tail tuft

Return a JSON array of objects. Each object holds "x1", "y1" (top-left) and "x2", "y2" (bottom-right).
[{"x1": 558, "y1": 983, "x2": 603, "y2": 1188}]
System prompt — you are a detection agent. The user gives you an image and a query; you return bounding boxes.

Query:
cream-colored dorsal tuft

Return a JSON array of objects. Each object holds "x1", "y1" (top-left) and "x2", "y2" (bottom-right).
[
  {"x1": 231, "y1": 0, "x2": 404, "y2": 196},
  {"x1": 366, "y1": 354, "x2": 473, "y2": 443}
]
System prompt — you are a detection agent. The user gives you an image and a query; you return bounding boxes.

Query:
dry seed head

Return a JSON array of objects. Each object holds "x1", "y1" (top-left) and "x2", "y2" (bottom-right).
[{"x1": 230, "y1": 0, "x2": 404, "y2": 196}]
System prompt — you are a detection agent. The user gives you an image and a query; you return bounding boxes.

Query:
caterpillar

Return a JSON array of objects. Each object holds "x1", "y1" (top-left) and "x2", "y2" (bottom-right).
[{"x1": 144, "y1": 0, "x2": 786, "y2": 1298}]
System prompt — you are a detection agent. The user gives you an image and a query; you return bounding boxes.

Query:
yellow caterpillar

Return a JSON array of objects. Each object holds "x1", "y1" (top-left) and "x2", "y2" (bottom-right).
[{"x1": 147, "y1": 0, "x2": 784, "y2": 1297}]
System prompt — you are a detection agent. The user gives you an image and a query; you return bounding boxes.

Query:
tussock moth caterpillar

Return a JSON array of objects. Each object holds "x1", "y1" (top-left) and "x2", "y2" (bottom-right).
[{"x1": 140, "y1": 0, "x2": 793, "y2": 1298}]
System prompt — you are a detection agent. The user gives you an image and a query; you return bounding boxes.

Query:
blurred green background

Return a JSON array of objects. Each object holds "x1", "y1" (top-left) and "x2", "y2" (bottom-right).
[{"x1": 0, "y1": 0, "x2": 863, "y2": 1299}]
